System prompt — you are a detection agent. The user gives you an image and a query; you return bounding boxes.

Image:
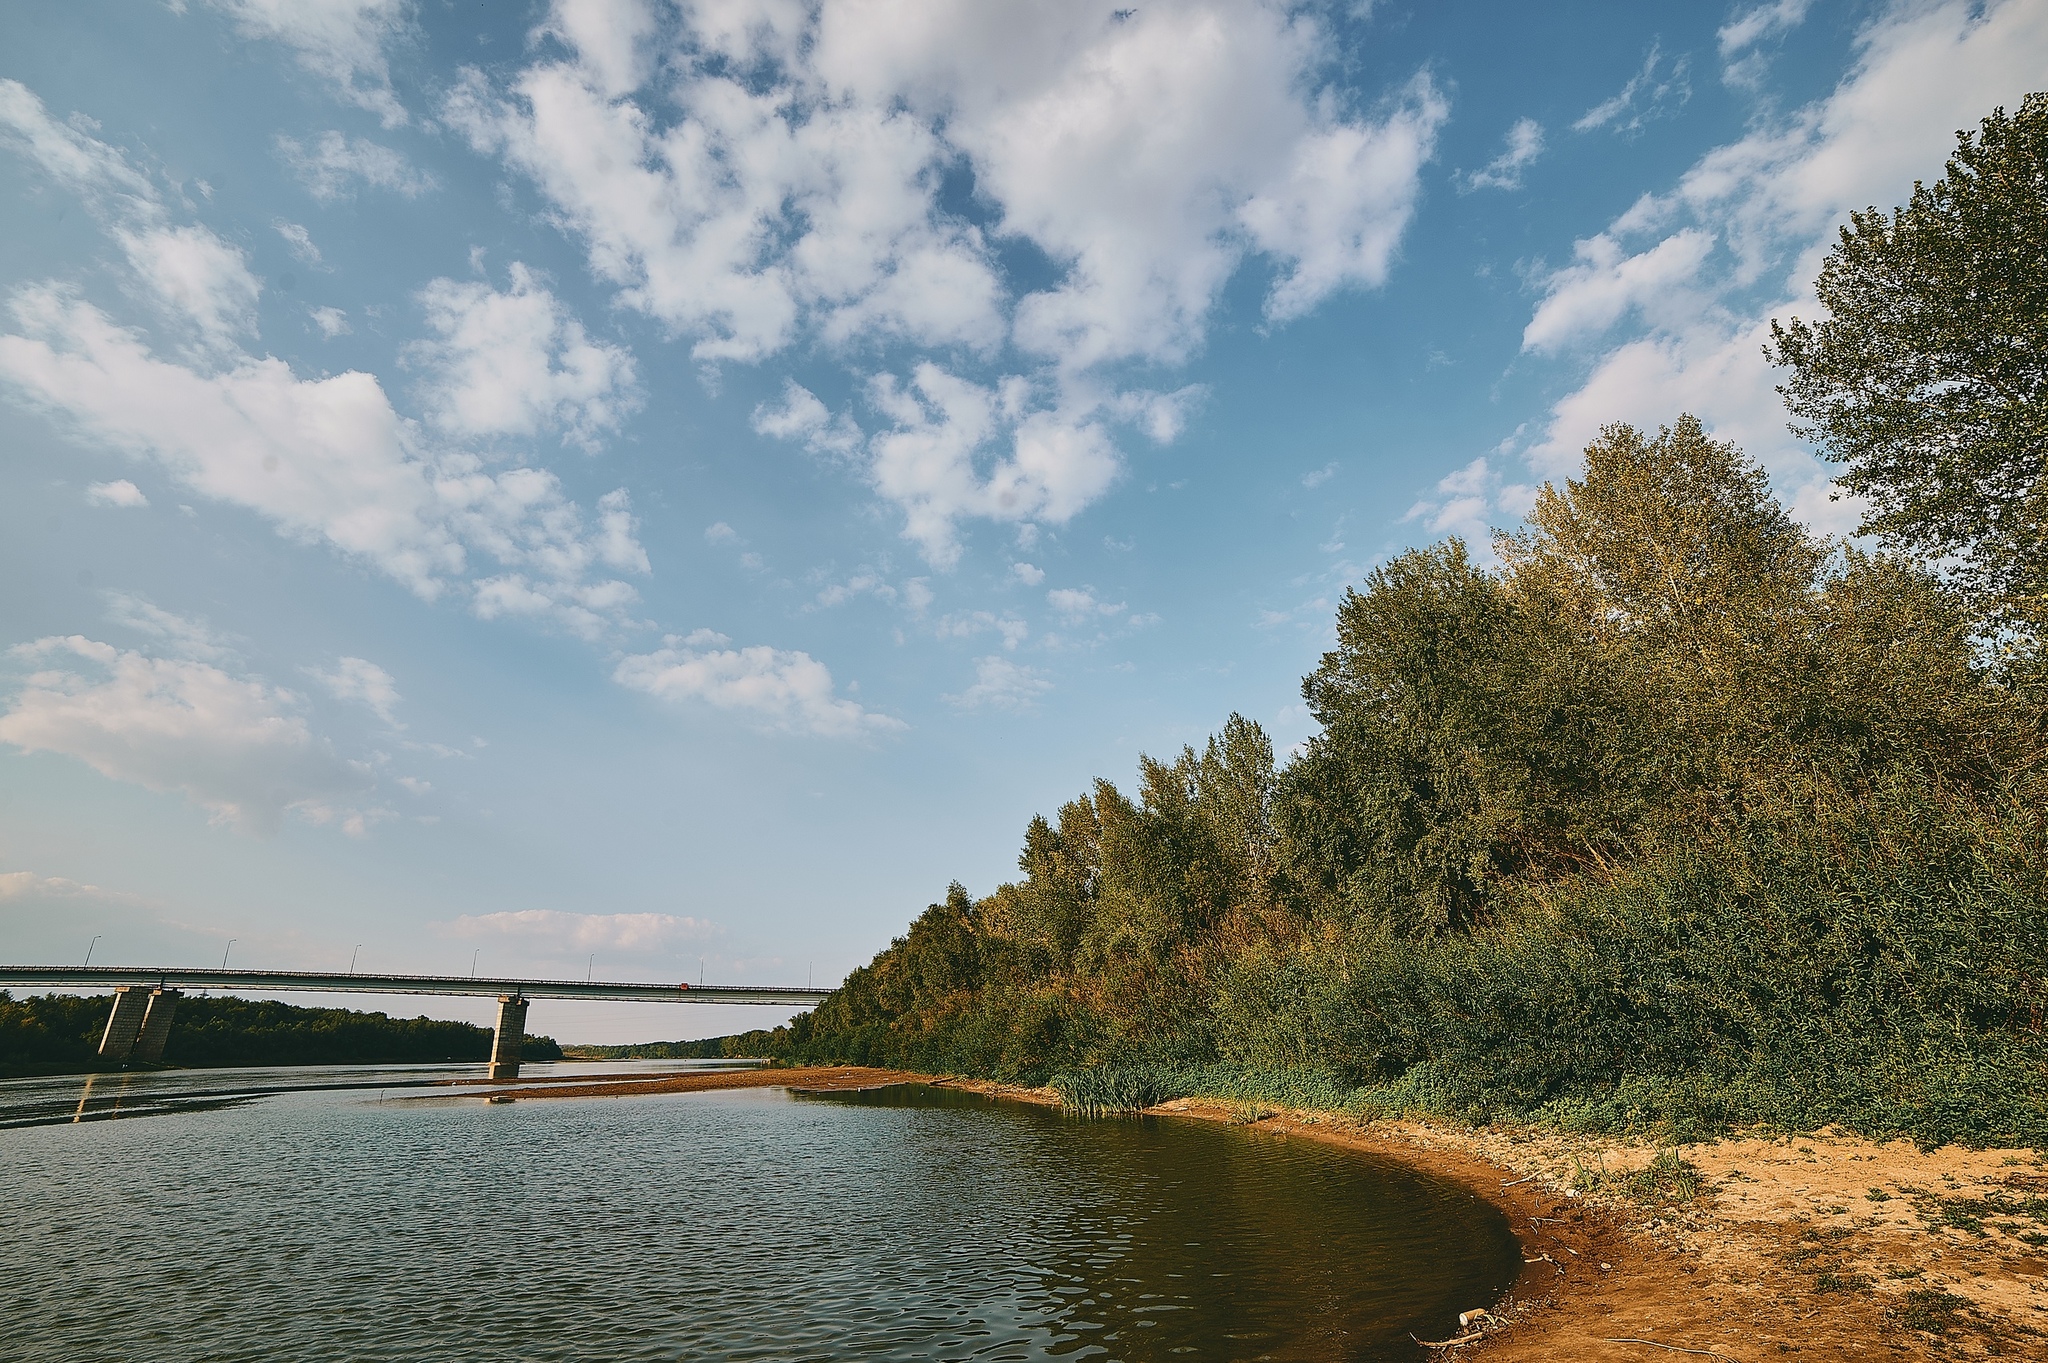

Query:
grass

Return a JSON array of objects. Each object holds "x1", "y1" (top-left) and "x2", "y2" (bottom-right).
[
  {"x1": 1571, "y1": 1148, "x2": 1705, "y2": 1206},
  {"x1": 1887, "y1": 1287, "x2": 1972, "y2": 1335}
]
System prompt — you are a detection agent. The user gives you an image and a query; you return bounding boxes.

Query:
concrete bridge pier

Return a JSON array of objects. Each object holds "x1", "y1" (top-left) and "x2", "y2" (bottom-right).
[
  {"x1": 489, "y1": 994, "x2": 528, "y2": 1081},
  {"x1": 133, "y1": 989, "x2": 182, "y2": 1064},
  {"x1": 97, "y1": 986, "x2": 150, "y2": 1063}
]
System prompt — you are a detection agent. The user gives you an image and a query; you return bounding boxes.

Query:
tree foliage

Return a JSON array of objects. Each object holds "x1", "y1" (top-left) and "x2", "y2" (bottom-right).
[
  {"x1": 1769, "y1": 93, "x2": 2048, "y2": 636},
  {"x1": 0, "y1": 992, "x2": 561, "y2": 1075},
  {"x1": 773, "y1": 417, "x2": 2048, "y2": 1146}
]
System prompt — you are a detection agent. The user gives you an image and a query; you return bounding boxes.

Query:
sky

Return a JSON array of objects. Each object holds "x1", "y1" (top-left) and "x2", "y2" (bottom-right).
[{"x1": 2, "y1": 0, "x2": 2045, "y2": 1043}]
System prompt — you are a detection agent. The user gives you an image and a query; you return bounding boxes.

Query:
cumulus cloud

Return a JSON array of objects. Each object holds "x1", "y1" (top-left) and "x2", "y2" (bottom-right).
[
  {"x1": 2, "y1": 81, "x2": 264, "y2": 354},
  {"x1": 448, "y1": 0, "x2": 1448, "y2": 559},
  {"x1": 614, "y1": 629, "x2": 903, "y2": 738},
  {"x1": 204, "y1": 0, "x2": 414, "y2": 127},
  {"x1": 1461, "y1": 117, "x2": 1545, "y2": 192},
  {"x1": 752, "y1": 381, "x2": 865, "y2": 459},
  {"x1": 86, "y1": 478, "x2": 147, "y2": 508},
  {"x1": 1521, "y1": 0, "x2": 2048, "y2": 530},
  {"x1": 314, "y1": 655, "x2": 402, "y2": 726},
  {"x1": 1404, "y1": 456, "x2": 1538, "y2": 545},
  {"x1": 408, "y1": 263, "x2": 639, "y2": 450},
  {"x1": 861, "y1": 365, "x2": 1121, "y2": 566},
  {"x1": 944, "y1": 655, "x2": 1051, "y2": 712},
  {"x1": 276, "y1": 131, "x2": 438, "y2": 201},
  {"x1": 118, "y1": 224, "x2": 263, "y2": 347},
  {"x1": 443, "y1": 908, "x2": 714, "y2": 954},
  {"x1": 0, "y1": 635, "x2": 375, "y2": 834},
  {"x1": 309, "y1": 305, "x2": 350, "y2": 338},
  {"x1": 1010, "y1": 561, "x2": 1044, "y2": 586},
  {"x1": 0, "y1": 284, "x2": 648, "y2": 638},
  {"x1": 1522, "y1": 228, "x2": 1716, "y2": 353}
]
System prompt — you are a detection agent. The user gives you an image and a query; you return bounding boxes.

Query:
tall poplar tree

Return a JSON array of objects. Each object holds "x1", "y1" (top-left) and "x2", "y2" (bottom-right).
[{"x1": 1768, "y1": 93, "x2": 2048, "y2": 637}]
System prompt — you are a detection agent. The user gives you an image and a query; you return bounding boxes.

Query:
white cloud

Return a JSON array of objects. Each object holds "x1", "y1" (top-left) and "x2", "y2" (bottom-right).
[
  {"x1": 274, "y1": 220, "x2": 323, "y2": 266},
  {"x1": 944, "y1": 655, "x2": 1051, "y2": 712},
  {"x1": 1522, "y1": 228, "x2": 1716, "y2": 353},
  {"x1": 0, "y1": 78, "x2": 156, "y2": 207},
  {"x1": 1239, "y1": 72, "x2": 1449, "y2": 323},
  {"x1": 0, "y1": 635, "x2": 374, "y2": 834},
  {"x1": 1461, "y1": 117, "x2": 1545, "y2": 192},
  {"x1": 1524, "y1": 0, "x2": 2048, "y2": 526},
  {"x1": 935, "y1": 610, "x2": 1029, "y2": 650},
  {"x1": 204, "y1": 0, "x2": 414, "y2": 128},
  {"x1": 751, "y1": 381, "x2": 863, "y2": 458},
  {"x1": 314, "y1": 655, "x2": 402, "y2": 726},
  {"x1": 1404, "y1": 456, "x2": 1537, "y2": 545},
  {"x1": 1722, "y1": 0, "x2": 1815, "y2": 55},
  {"x1": 862, "y1": 365, "x2": 1120, "y2": 566},
  {"x1": 85, "y1": 478, "x2": 147, "y2": 508},
  {"x1": 0, "y1": 870, "x2": 136, "y2": 903},
  {"x1": 448, "y1": 1, "x2": 1449, "y2": 556},
  {"x1": 443, "y1": 908, "x2": 714, "y2": 954},
  {"x1": 1, "y1": 81, "x2": 264, "y2": 353},
  {"x1": 118, "y1": 225, "x2": 263, "y2": 346},
  {"x1": 103, "y1": 593, "x2": 234, "y2": 662},
  {"x1": 276, "y1": 131, "x2": 437, "y2": 201},
  {"x1": 1574, "y1": 42, "x2": 1691, "y2": 135},
  {"x1": 813, "y1": 572, "x2": 897, "y2": 609},
  {"x1": 408, "y1": 263, "x2": 639, "y2": 450},
  {"x1": 703, "y1": 521, "x2": 738, "y2": 545},
  {"x1": 614, "y1": 630, "x2": 904, "y2": 738},
  {"x1": 1047, "y1": 586, "x2": 1126, "y2": 620},
  {"x1": 1301, "y1": 462, "x2": 1338, "y2": 489},
  {"x1": 0, "y1": 285, "x2": 648, "y2": 638},
  {"x1": 1010, "y1": 561, "x2": 1044, "y2": 586},
  {"x1": 309, "y1": 305, "x2": 351, "y2": 338}
]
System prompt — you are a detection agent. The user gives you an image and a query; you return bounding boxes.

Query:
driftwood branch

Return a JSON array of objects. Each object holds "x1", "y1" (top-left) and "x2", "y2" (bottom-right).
[{"x1": 1414, "y1": 1330, "x2": 1484, "y2": 1349}]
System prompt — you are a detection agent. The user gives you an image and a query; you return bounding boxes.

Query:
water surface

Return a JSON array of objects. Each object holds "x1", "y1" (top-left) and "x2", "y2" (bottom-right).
[{"x1": 0, "y1": 1071, "x2": 1517, "y2": 1362}]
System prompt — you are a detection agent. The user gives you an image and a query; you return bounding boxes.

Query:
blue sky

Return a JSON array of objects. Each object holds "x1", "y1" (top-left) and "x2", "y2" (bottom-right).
[{"x1": 3, "y1": 0, "x2": 2044, "y2": 1042}]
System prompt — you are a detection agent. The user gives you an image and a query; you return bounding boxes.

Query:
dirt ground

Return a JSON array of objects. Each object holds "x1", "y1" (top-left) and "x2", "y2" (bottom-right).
[{"x1": 459, "y1": 1066, "x2": 2048, "y2": 1359}]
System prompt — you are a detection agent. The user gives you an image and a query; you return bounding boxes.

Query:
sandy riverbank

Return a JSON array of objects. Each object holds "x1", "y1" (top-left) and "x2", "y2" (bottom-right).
[{"x1": 461, "y1": 1065, "x2": 2048, "y2": 1358}]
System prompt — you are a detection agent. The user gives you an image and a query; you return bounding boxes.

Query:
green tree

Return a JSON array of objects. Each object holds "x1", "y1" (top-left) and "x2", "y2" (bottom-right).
[{"x1": 1768, "y1": 93, "x2": 2048, "y2": 635}]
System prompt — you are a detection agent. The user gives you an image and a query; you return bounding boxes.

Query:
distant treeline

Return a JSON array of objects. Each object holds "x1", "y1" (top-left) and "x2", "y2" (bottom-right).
[
  {"x1": 767, "y1": 97, "x2": 2048, "y2": 1148},
  {"x1": 0, "y1": 993, "x2": 563, "y2": 1075},
  {"x1": 563, "y1": 1030, "x2": 779, "y2": 1061}
]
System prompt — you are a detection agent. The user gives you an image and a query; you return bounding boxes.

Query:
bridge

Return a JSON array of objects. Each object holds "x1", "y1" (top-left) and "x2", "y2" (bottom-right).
[{"x1": 0, "y1": 966, "x2": 833, "y2": 1080}]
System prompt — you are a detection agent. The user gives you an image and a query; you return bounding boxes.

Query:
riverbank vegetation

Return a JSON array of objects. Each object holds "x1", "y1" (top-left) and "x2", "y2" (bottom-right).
[
  {"x1": 0, "y1": 992, "x2": 562, "y2": 1076},
  {"x1": 770, "y1": 97, "x2": 2048, "y2": 1149},
  {"x1": 562, "y1": 1031, "x2": 779, "y2": 1061}
]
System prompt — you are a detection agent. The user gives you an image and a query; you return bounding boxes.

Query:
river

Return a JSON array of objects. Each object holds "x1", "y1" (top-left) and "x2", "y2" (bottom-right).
[{"x1": 0, "y1": 1065, "x2": 1519, "y2": 1361}]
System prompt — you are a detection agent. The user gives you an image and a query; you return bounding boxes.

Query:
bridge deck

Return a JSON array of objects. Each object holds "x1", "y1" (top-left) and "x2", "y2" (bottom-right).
[{"x1": 0, "y1": 966, "x2": 829, "y2": 1005}]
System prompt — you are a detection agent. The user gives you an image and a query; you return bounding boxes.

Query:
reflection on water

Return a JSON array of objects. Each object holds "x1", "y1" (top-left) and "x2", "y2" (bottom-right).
[
  {"x1": 0, "y1": 1074, "x2": 1517, "y2": 1362},
  {"x1": 0, "y1": 1059, "x2": 750, "y2": 1129}
]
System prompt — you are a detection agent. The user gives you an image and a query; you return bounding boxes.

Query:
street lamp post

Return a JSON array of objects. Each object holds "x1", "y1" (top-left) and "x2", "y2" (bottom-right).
[
  {"x1": 471, "y1": 949, "x2": 480, "y2": 979},
  {"x1": 350, "y1": 945, "x2": 362, "y2": 974},
  {"x1": 84, "y1": 936, "x2": 101, "y2": 968},
  {"x1": 222, "y1": 939, "x2": 235, "y2": 970}
]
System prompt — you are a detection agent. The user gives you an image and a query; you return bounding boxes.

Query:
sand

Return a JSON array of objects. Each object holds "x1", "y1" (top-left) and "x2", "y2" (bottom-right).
[{"x1": 453, "y1": 1065, "x2": 2048, "y2": 1358}]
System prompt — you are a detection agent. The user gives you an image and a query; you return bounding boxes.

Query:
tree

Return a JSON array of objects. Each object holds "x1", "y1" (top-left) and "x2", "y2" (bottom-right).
[{"x1": 1768, "y1": 93, "x2": 2048, "y2": 635}]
